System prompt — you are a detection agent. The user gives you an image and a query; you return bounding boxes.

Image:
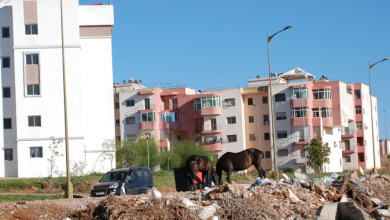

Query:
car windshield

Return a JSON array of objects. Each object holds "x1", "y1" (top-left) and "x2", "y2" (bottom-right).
[{"x1": 100, "y1": 171, "x2": 127, "y2": 182}]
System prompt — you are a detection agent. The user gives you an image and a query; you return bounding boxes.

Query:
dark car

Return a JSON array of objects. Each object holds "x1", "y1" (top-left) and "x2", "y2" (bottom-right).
[{"x1": 90, "y1": 167, "x2": 154, "y2": 197}]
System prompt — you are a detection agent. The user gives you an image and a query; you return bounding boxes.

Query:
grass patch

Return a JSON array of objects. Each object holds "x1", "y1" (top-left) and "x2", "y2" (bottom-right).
[{"x1": 0, "y1": 194, "x2": 64, "y2": 203}]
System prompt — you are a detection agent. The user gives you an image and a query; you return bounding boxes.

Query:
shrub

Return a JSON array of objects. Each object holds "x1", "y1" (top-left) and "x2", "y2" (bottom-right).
[{"x1": 282, "y1": 168, "x2": 295, "y2": 173}]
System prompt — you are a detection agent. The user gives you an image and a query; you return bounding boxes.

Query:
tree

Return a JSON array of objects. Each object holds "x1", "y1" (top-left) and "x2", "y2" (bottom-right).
[
  {"x1": 116, "y1": 137, "x2": 159, "y2": 169},
  {"x1": 47, "y1": 137, "x2": 64, "y2": 186},
  {"x1": 90, "y1": 139, "x2": 117, "y2": 174},
  {"x1": 304, "y1": 136, "x2": 331, "y2": 173}
]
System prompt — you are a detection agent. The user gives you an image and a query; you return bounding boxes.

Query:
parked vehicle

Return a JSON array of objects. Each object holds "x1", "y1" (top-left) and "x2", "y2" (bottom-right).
[{"x1": 90, "y1": 167, "x2": 154, "y2": 197}]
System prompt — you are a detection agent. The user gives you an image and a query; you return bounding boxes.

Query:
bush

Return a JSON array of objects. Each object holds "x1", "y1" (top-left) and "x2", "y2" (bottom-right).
[
  {"x1": 266, "y1": 169, "x2": 283, "y2": 180},
  {"x1": 117, "y1": 138, "x2": 159, "y2": 168},
  {"x1": 282, "y1": 168, "x2": 295, "y2": 173}
]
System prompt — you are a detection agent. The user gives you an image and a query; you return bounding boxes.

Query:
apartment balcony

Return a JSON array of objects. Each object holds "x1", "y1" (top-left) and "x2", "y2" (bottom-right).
[
  {"x1": 159, "y1": 121, "x2": 180, "y2": 130},
  {"x1": 342, "y1": 145, "x2": 356, "y2": 154},
  {"x1": 202, "y1": 125, "x2": 222, "y2": 134},
  {"x1": 159, "y1": 139, "x2": 168, "y2": 147},
  {"x1": 138, "y1": 88, "x2": 155, "y2": 95},
  {"x1": 291, "y1": 117, "x2": 312, "y2": 127},
  {"x1": 263, "y1": 120, "x2": 269, "y2": 126},
  {"x1": 291, "y1": 155, "x2": 306, "y2": 164},
  {"x1": 201, "y1": 107, "x2": 222, "y2": 116},
  {"x1": 138, "y1": 104, "x2": 155, "y2": 112},
  {"x1": 291, "y1": 135, "x2": 311, "y2": 145},
  {"x1": 139, "y1": 122, "x2": 156, "y2": 130},
  {"x1": 341, "y1": 128, "x2": 355, "y2": 138},
  {"x1": 160, "y1": 89, "x2": 179, "y2": 96},
  {"x1": 203, "y1": 142, "x2": 222, "y2": 152}
]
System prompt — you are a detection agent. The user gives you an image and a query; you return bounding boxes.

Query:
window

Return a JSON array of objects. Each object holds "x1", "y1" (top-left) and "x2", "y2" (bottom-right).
[
  {"x1": 26, "y1": 54, "x2": 39, "y2": 65},
  {"x1": 358, "y1": 153, "x2": 364, "y2": 162},
  {"x1": 263, "y1": 115, "x2": 269, "y2": 125},
  {"x1": 126, "y1": 134, "x2": 137, "y2": 140},
  {"x1": 262, "y1": 97, "x2": 268, "y2": 104},
  {"x1": 4, "y1": 118, "x2": 11, "y2": 129},
  {"x1": 355, "y1": 106, "x2": 361, "y2": 114},
  {"x1": 312, "y1": 107, "x2": 332, "y2": 118},
  {"x1": 276, "y1": 112, "x2": 286, "y2": 120},
  {"x1": 277, "y1": 130, "x2": 287, "y2": 139},
  {"x1": 193, "y1": 100, "x2": 201, "y2": 111},
  {"x1": 161, "y1": 112, "x2": 178, "y2": 122},
  {"x1": 195, "y1": 121, "x2": 202, "y2": 133},
  {"x1": 163, "y1": 99, "x2": 169, "y2": 110},
  {"x1": 275, "y1": 94, "x2": 286, "y2": 102},
  {"x1": 291, "y1": 107, "x2": 309, "y2": 118},
  {"x1": 264, "y1": 133, "x2": 270, "y2": 140},
  {"x1": 25, "y1": 24, "x2": 38, "y2": 35},
  {"x1": 355, "y1": 90, "x2": 361, "y2": 99},
  {"x1": 115, "y1": 119, "x2": 120, "y2": 125},
  {"x1": 160, "y1": 130, "x2": 167, "y2": 140},
  {"x1": 126, "y1": 117, "x2": 135, "y2": 124},
  {"x1": 344, "y1": 156, "x2": 351, "y2": 163},
  {"x1": 356, "y1": 121, "x2": 362, "y2": 130},
  {"x1": 278, "y1": 149, "x2": 288, "y2": 157},
  {"x1": 27, "y1": 85, "x2": 40, "y2": 95},
  {"x1": 172, "y1": 98, "x2": 178, "y2": 109},
  {"x1": 290, "y1": 87, "x2": 308, "y2": 99},
  {"x1": 227, "y1": 135, "x2": 237, "y2": 142},
  {"x1": 248, "y1": 98, "x2": 253, "y2": 105},
  {"x1": 126, "y1": 100, "x2": 134, "y2": 107},
  {"x1": 3, "y1": 87, "x2": 10, "y2": 98},
  {"x1": 224, "y1": 98, "x2": 235, "y2": 106},
  {"x1": 2, "y1": 27, "x2": 10, "y2": 38},
  {"x1": 28, "y1": 116, "x2": 41, "y2": 127},
  {"x1": 115, "y1": 102, "x2": 119, "y2": 109},
  {"x1": 249, "y1": 116, "x2": 254, "y2": 123},
  {"x1": 201, "y1": 96, "x2": 221, "y2": 108},
  {"x1": 265, "y1": 151, "x2": 271, "y2": 158},
  {"x1": 140, "y1": 112, "x2": 155, "y2": 122},
  {"x1": 347, "y1": 89, "x2": 352, "y2": 94},
  {"x1": 30, "y1": 147, "x2": 43, "y2": 158},
  {"x1": 249, "y1": 134, "x2": 255, "y2": 141},
  {"x1": 313, "y1": 126, "x2": 321, "y2": 137},
  {"x1": 2, "y1": 57, "x2": 10, "y2": 68},
  {"x1": 227, "y1": 116, "x2": 236, "y2": 124},
  {"x1": 144, "y1": 98, "x2": 150, "y2": 109},
  {"x1": 4, "y1": 149, "x2": 12, "y2": 160},
  {"x1": 313, "y1": 89, "x2": 331, "y2": 99}
]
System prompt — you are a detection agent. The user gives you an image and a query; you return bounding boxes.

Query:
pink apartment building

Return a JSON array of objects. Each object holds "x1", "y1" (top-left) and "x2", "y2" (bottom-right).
[{"x1": 113, "y1": 68, "x2": 380, "y2": 172}]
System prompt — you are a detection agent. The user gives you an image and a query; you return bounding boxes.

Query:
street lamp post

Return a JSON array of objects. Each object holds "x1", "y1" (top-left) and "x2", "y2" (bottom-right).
[
  {"x1": 146, "y1": 133, "x2": 150, "y2": 169},
  {"x1": 369, "y1": 58, "x2": 389, "y2": 173},
  {"x1": 60, "y1": 0, "x2": 73, "y2": 198},
  {"x1": 253, "y1": 104, "x2": 261, "y2": 151},
  {"x1": 267, "y1": 25, "x2": 292, "y2": 173},
  {"x1": 384, "y1": 109, "x2": 388, "y2": 140}
]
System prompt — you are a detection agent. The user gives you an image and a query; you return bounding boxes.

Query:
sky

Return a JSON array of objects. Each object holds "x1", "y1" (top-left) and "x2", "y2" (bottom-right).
[{"x1": 80, "y1": 0, "x2": 390, "y2": 139}]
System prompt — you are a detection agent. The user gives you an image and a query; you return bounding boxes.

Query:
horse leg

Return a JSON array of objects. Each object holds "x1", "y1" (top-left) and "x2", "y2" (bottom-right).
[
  {"x1": 226, "y1": 169, "x2": 232, "y2": 184},
  {"x1": 207, "y1": 170, "x2": 211, "y2": 187},
  {"x1": 216, "y1": 166, "x2": 223, "y2": 185},
  {"x1": 202, "y1": 172, "x2": 206, "y2": 189}
]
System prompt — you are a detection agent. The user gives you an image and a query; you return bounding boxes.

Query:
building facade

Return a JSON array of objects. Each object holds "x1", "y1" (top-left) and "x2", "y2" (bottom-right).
[{"x1": 0, "y1": 0, "x2": 115, "y2": 177}]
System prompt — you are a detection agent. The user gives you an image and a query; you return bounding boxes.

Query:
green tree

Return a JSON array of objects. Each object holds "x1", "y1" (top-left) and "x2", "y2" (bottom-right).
[
  {"x1": 304, "y1": 136, "x2": 331, "y2": 173},
  {"x1": 116, "y1": 137, "x2": 159, "y2": 169},
  {"x1": 161, "y1": 140, "x2": 216, "y2": 170}
]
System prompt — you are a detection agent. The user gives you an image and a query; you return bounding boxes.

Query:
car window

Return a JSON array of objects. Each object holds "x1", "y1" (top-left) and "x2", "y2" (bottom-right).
[
  {"x1": 128, "y1": 171, "x2": 136, "y2": 180},
  {"x1": 143, "y1": 169, "x2": 152, "y2": 178},
  {"x1": 136, "y1": 170, "x2": 144, "y2": 180},
  {"x1": 100, "y1": 171, "x2": 127, "y2": 182}
]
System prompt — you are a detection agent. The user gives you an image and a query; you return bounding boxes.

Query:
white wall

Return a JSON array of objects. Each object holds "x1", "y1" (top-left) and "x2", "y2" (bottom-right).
[{"x1": 322, "y1": 127, "x2": 343, "y2": 172}]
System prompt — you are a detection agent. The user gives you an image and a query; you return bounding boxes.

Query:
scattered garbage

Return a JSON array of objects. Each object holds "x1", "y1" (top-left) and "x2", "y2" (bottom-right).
[
  {"x1": 359, "y1": 166, "x2": 365, "y2": 175},
  {"x1": 254, "y1": 177, "x2": 270, "y2": 186},
  {"x1": 148, "y1": 187, "x2": 161, "y2": 199}
]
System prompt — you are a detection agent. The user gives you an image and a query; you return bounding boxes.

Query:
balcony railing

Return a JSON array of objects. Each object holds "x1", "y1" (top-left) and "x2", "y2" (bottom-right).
[
  {"x1": 202, "y1": 125, "x2": 222, "y2": 132},
  {"x1": 290, "y1": 134, "x2": 311, "y2": 143},
  {"x1": 160, "y1": 104, "x2": 179, "y2": 111},
  {"x1": 137, "y1": 104, "x2": 155, "y2": 111},
  {"x1": 341, "y1": 128, "x2": 355, "y2": 135},
  {"x1": 342, "y1": 144, "x2": 356, "y2": 151},
  {"x1": 263, "y1": 120, "x2": 269, "y2": 125}
]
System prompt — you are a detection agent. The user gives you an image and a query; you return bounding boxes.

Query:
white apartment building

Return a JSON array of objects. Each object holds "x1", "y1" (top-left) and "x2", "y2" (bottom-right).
[{"x1": 0, "y1": 0, "x2": 115, "y2": 177}]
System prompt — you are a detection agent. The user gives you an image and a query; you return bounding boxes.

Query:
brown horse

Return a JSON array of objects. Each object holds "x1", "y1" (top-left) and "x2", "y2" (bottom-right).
[
  {"x1": 216, "y1": 148, "x2": 266, "y2": 185},
  {"x1": 186, "y1": 155, "x2": 219, "y2": 191}
]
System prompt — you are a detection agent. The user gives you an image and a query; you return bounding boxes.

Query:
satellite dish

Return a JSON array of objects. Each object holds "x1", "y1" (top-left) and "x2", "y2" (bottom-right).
[
  {"x1": 129, "y1": 78, "x2": 134, "y2": 83},
  {"x1": 256, "y1": 75, "x2": 260, "y2": 79},
  {"x1": 122, "y1": 80, "x2": 126, "y2": 84},
  {"x1": 134, "y1": 80, "x2": 138, "y2": 84},
  {"x1": 139, "y1": 80, "x2": 142, "y2": 84}
]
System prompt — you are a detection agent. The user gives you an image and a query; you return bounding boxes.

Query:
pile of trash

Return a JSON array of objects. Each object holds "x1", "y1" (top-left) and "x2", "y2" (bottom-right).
[{"x1": 73, "y1": 170, "x2": 390, "y2": 220}]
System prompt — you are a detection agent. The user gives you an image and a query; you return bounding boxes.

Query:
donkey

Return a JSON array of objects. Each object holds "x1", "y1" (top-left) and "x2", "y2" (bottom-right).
[
  {"x1": 216, "y1": 148, "x2": 266, "y2": 185},
  {"x1": 186, "y1": 155, "x2": 219, "y2": 191}
]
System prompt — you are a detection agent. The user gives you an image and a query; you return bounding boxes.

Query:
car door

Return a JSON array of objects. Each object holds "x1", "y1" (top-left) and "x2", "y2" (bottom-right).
[
  {"x1": 135, "y1": 169, "x2": 147, "y2": 194},
  {"x1": 124, "y1": 170, "x2": 140, "y2": 195}
]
